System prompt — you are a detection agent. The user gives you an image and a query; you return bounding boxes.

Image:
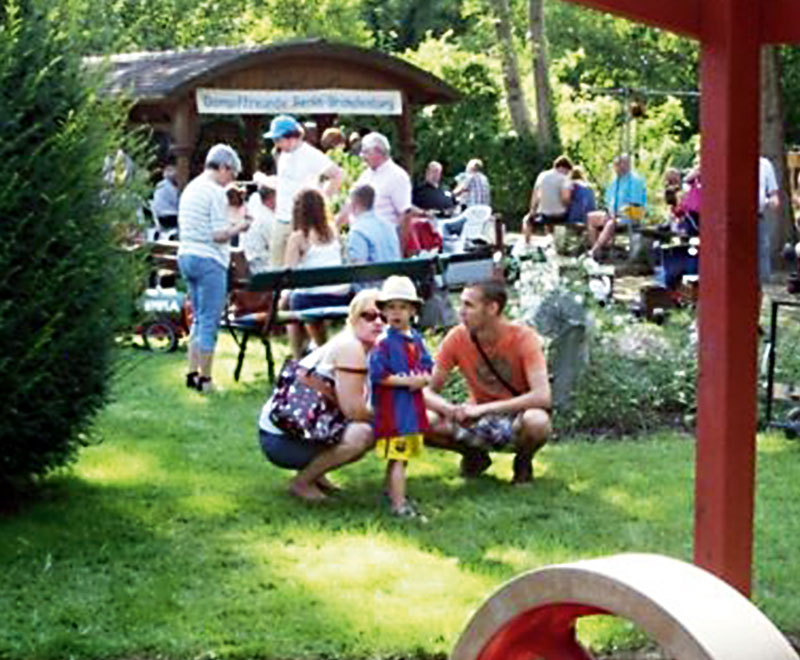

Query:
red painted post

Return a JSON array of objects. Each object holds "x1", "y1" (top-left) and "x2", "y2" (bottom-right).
[{"x1": 695, "y1": 0, "x2": 761, "y2": 595}]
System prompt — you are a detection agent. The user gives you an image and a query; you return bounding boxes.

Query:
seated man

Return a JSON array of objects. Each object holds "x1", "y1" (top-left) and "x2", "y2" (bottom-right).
[
  {"x1": 444, "y1": 158, "x2": 492, "y2": 237},
  {"x1": 424, "y1": 280, "x2": 551, "y2": 483},
  {"x1": 412, "y1": 161, "x2": 455, "y2": 216},
  {"x1": 587, "y1": 154, "x2": 647, "y2": 259},
  {"x1": 346, "y1": 183, "x2": 401, "y2": 266},
  {"x1": 523, "y1": 155, "x2": 573, "y2": 243},
  {"x1": 151, "y1": 164, "x2": 180, "y2": 231}
]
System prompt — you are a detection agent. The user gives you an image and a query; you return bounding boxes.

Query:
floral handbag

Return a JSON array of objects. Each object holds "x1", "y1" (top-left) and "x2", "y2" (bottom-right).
[{"x1": 268, "y1": 359, "x2": 347, "y2": 445}]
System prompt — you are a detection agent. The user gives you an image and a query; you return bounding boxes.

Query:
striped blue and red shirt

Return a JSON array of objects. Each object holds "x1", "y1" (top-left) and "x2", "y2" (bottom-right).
[{"x1": 369, "y1": 327, "x2": 433, "y2": 440}]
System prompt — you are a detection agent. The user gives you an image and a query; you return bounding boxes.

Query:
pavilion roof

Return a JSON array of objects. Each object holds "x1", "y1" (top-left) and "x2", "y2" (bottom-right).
[{"x1": 86, "y1": 39, "x2": 461, "y2": 106}]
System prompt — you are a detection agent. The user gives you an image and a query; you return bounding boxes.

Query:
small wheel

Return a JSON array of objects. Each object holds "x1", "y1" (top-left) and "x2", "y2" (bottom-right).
[{"x1": 143, "y1": 321, "x2": 177, "y2": 352}]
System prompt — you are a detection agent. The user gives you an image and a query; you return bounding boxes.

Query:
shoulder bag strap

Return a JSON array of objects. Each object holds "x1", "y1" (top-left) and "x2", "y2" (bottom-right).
[{"x1": 469, "y1": 332, "x2": 522, "y2": 397}]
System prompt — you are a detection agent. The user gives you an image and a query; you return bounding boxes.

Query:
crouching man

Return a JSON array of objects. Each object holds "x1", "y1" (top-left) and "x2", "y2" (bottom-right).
[{"x1": 424, "y1": 281, "x2": 551, "y2": 483}]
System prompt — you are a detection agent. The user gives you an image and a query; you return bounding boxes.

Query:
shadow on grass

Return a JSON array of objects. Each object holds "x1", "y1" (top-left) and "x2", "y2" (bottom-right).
[{"x1": 2, "y1": 471, "x2": 415, "y2": 660}]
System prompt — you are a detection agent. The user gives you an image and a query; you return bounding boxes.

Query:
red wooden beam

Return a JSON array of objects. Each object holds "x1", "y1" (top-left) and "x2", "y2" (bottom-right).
[
  {"x1": 695, "y1": 0, "x2": 761, "y2": 596},
  {"x1": 762, "y1": 0, "x2": 800, "y2": 43},
  {"x1": 559, "y1": 0, "x2": 700, "y2": 39}
]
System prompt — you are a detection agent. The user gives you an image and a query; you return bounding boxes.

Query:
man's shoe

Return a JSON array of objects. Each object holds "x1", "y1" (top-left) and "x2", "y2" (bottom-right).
[
  {"x1": 460, "y1": 449, "x2": 492, "y2": 478},
  {"x1": 512, "y1": 454, "x2": 533, "y2": 484}
]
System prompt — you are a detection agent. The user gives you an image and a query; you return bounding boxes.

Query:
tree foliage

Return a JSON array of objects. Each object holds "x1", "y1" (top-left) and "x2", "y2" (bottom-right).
[
  {"x1": 240, "y1": 0, "x2": 372, "y2": 47},
  {"x1": 545, "y1": 2, "x2": 699, "y2": 135},
  {"x1": 363, "y1": 0, "x2": 470, "y2": 52},
  {"x1": 405, "y1": 33, "x2": 555, "y2": 223},
  {"x1": 0, "y1": 0, "x2": 142, "y2": 490},
  {"x1": 556, "y1": 72, "x2": 694, "y2": 216}
]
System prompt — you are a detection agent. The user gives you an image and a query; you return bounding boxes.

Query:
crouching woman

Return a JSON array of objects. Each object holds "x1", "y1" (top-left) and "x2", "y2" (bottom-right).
[{"x1": 258, "y1": 289, "x2": 385, "y2": 501}]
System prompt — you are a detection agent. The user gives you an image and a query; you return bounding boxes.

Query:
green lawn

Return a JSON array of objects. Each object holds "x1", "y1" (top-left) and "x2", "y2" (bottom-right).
[{"x1": 1, "y1": 335, "x2": 799, "y2": 659}]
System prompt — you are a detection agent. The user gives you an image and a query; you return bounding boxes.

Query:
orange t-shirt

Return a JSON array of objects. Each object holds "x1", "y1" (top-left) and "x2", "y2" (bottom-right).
[{"x1": 435, "y1": 323, "x2": 546, "y2": 404}]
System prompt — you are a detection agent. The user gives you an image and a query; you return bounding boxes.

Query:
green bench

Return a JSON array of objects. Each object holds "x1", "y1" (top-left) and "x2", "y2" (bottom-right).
[{"x1": 236, "y1": 250, "x2": 499, "y2": 383}]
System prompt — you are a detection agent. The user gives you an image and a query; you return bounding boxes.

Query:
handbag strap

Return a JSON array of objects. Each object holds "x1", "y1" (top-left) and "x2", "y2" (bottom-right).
[{"x1": 469, "y1": 331, "x2": 521, "y2": 397}]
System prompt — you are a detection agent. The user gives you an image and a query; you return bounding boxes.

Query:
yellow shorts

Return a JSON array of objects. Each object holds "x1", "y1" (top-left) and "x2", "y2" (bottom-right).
[{"x1": 375, "y1": 434, "x2": 423, "y2": 462}]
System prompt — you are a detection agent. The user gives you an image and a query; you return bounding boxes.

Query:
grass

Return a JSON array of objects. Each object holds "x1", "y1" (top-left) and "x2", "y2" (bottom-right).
[{"x1": 2, "y1": 334, "x2": 800, "y2": 659}]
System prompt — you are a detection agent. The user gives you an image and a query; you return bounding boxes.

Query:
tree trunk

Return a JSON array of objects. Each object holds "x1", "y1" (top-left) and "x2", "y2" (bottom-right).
[
  {"x1": 488, "y1": 0, "x2": 534, "y2": 138},
  {"x1": 760, "y1": 45, "x2": 792, "y2": 268},
  {"x1": 529, "y1": 0, "x2": 556, "y2": 153}
]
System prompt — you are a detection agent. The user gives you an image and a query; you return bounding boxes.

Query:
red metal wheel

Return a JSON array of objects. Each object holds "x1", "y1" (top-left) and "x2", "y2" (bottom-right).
[{"x1": 452, "y1": 554, "x2": 798, "y2": 660}]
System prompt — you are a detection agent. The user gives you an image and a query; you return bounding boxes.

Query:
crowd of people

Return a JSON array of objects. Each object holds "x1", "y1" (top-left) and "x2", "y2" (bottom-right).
[
  {"x1": 159, "y1": 111, "x2": 786, "y2": 519},
  {"x1": 170, "y1": 114, "x2": 493, "y2": 390}
]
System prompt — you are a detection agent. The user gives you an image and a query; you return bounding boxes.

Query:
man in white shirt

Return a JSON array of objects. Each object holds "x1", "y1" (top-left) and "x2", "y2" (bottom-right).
[
  {"x1": 337, "y1": 132, "x2": 425, "y2": 256},
  {"x1": 523, "y1": 155, "x2": 573, "y2": 243},
  {"x1": 264, "y1": 115, "x2": 343, "y2": 268},
  {"x1": 241, "y1": 172, "x2": 277, "y2": 274}
]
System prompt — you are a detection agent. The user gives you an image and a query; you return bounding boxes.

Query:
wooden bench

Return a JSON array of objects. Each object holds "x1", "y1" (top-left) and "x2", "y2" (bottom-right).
[{"x1": 238, "y1": 250, "x2": 499, "y2": 383}]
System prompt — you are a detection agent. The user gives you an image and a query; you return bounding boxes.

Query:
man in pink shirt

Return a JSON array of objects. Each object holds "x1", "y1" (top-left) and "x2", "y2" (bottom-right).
[{"x1": 338, "y1": 132, "x2": 427, "y2": 256}]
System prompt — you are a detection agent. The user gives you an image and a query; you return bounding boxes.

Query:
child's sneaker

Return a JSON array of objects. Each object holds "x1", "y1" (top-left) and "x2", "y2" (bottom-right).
[{"x1": 392, "y1": 500, "x2": 428, "y2": 524}]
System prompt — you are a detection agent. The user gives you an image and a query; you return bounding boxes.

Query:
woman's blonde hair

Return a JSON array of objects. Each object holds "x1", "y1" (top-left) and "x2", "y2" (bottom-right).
[{"x1": 347, "y1": 288, "x2": 380, "y2": 327}]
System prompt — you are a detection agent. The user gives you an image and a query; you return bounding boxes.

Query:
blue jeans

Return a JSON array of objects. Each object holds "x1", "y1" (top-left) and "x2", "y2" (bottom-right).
[
  {"x1": 758, "y1": 217, "x2": 771, "y2": 285},
  {"x1": 178, "y1": 254, "x2": 227, "y2": 353},
  {"x1": 441, "y1": 216, "x2": 466, "y2": 237},
  {"x1": 259, "y1": 429, "x2": 324, "y2": 469},
  {"x1": 290, "y1": 290, "x2": 353, "y2": 311}
]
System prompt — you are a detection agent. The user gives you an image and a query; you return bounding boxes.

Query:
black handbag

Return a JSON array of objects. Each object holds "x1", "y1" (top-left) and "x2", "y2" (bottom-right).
[{"x1": 269, "y1": 359, "x2": 347, "y2": 445}]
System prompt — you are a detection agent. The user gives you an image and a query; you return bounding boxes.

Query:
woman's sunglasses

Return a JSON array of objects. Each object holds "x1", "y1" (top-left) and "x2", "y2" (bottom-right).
[{"x1": 359, "y1": 310, "x2": 386, "y2": 323}]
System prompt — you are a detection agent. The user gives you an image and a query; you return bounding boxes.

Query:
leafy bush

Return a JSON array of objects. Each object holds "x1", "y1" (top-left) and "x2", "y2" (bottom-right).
[
  {"x1": 0, "y1": 0, "x2": 141, "y2": 491},
  {"x1": 508, "y1": 253, "x2": 697, "y2": 437},
  {"x1": 553, "y1": 309, "x2": 698, "y2": 436}
]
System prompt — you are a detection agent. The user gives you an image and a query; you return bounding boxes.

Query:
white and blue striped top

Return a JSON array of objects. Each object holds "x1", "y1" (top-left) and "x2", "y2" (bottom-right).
[{"x1": 177, "y1": 171, "x2": 230, "y2": 268}]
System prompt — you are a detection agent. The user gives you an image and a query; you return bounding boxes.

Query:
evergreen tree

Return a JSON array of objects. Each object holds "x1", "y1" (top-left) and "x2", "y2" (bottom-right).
[{"x1": 0, "y1": 0, "x2": 140, "y2": 493}]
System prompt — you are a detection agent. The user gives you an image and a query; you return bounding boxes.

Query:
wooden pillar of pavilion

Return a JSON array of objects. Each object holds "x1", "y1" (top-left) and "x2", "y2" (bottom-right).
[
  {"x1": 694, "y1": 0, "x2": 761, "y2": 595},
  {"x1": 171, "y1": 97, "x2": 198, "y2": 189},
  {"x1": 243, "y1": 116, "x2": 262, "y2": 179},
  {"x1": 398, "y1": 92, "x2": 415, "y2": 175},
  {"x1": 563, "y1": 0, "x2": 778, "y2": 597}
]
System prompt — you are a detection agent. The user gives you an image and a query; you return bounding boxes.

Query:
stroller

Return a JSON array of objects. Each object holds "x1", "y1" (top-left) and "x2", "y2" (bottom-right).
[{"x1": 136, "y1": 287, "x2": 192, "y2": 352}]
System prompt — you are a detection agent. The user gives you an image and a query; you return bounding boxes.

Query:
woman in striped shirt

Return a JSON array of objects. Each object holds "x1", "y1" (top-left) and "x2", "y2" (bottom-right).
[{"x1": 177, "y1": 144, "x2": 251, "y2": 393}]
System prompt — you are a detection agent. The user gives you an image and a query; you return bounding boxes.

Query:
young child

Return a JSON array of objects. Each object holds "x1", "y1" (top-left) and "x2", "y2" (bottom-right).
[{"x1": 369, "y1": 276, "x2": 433, "y2": 519}]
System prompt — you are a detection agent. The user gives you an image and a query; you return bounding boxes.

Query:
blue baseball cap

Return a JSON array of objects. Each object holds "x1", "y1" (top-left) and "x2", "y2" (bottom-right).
[{"x1": 264, "y1": 115, "x2": 302, "y2": 140}]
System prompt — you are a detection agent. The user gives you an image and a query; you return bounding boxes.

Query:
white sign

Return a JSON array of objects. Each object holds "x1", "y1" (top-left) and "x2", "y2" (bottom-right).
[{"x1": 196, "y1": 88, "x2": 403, "y2": 115}]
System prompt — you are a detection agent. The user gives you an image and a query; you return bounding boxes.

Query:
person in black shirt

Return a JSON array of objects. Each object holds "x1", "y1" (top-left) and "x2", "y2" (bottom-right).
[{"x1": 412, "y1": 161, "x2": 455, "y2": 215}]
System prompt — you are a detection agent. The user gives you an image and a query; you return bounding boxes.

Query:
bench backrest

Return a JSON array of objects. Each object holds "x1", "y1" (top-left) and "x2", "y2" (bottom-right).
[{"x1": 249, "y1": 256, "x2": 440, "y2": 292}]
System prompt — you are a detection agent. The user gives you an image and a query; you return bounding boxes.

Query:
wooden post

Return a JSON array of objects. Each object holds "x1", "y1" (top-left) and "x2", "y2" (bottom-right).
[
  {"x1": 243, "y1": 116, "x2": 262, "y2": 179},
  {"x1": 695, "y1": 0, "x2": 761, "y2": 595},
  {"x1": 398, "y1": 92, "x2": 414, "y2": 175},
  {"x1": 171, "y1": 98, "x2": 197, "y2": 189}
]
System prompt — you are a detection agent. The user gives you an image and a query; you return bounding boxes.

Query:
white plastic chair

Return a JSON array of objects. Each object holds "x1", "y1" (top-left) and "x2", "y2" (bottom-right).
[{"x1": 447, "y1": 204, "x2": 492, "y2": 253}]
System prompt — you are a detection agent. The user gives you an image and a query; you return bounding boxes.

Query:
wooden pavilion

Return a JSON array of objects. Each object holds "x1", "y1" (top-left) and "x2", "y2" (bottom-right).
[
  {"x1": 562, "y1": 0, "x2": 800, "y2": 596},
  {"x1": 91, "y1": 39, "x2": 461, "y2": 185}
]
